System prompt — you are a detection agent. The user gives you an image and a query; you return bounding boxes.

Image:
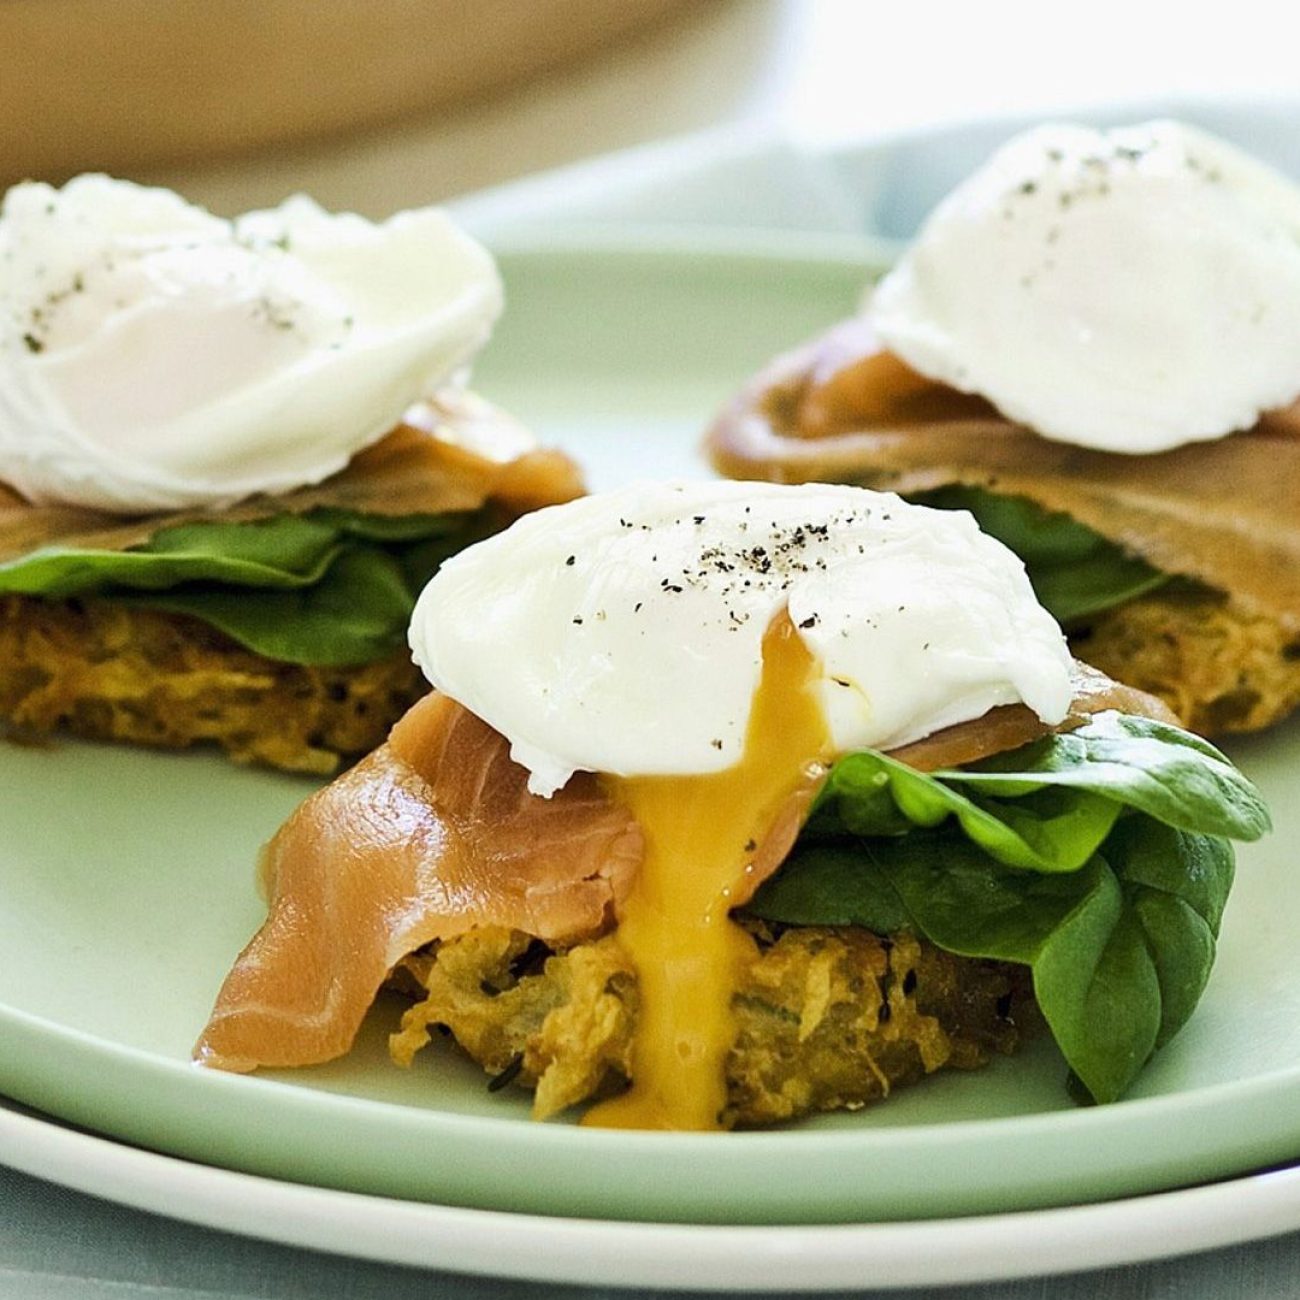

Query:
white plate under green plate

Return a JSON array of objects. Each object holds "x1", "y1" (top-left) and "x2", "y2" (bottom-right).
[
  {"x1": 1, "y1": 239, "x2": 1297, "y2": 1226},
  {"x1": 4, "y1": 1100, "x2": 1300, "y2": 1292}
]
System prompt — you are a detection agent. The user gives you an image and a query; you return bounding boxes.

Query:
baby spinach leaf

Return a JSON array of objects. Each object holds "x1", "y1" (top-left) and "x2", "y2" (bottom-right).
[
  {"x1": 939, "y1": 711, "x2": 1270, "y2": 841},
  {"x1": 810, "y1": 747, "x2": 1123, "y2": 872},
  {"x1": 0, "y1": 506, "x2": 479, "y2": 666},
  {"x1": 811, "y1": 712, "x2": 1268, "y2": 858},
  {"x1": 116, "y1": 548, "x2": 416, "y2": 667},
  {"x1": 0, "y1": 514, "x2": 347, "y2": 597},
  {"x1": 749, "y1": 714, "x2": 1259, "y2": 1103}
]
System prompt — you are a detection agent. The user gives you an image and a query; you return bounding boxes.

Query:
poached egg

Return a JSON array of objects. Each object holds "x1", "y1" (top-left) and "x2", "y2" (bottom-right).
[
  {"x1": 0, "y1": 175, "x2": 502, "y2": 512},
  {"x1": 870, "y1": 120, "x2": 1300, "y2": 454},
  {"x1": 411, "y1": 480, "x2": 1072, "y2": 798},
  {"x1": 410, "y1": 480, "x2": 1072, "y2": 1128}
]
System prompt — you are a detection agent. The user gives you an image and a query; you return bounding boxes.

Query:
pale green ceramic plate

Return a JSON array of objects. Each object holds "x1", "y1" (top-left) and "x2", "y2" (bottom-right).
[{"x1": 1, "y1": 241, "x2": 1297, "y2": 1226}]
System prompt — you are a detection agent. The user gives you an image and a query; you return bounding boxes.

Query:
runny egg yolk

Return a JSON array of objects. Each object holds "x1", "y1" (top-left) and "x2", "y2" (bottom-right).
[{"x1": 585, "y1": 613, "x2": 831, "y2": 1130}]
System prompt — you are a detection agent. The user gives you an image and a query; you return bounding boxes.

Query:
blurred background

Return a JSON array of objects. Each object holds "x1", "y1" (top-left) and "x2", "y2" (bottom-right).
[{"x1": 2, "y1": 0, "x2": 1296, "y2": 216}]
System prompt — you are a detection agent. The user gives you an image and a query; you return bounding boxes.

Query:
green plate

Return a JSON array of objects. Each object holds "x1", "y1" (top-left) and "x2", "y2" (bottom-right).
[{"x1": 1, "y1": 240, "x2": 1298, "y2": 1225}]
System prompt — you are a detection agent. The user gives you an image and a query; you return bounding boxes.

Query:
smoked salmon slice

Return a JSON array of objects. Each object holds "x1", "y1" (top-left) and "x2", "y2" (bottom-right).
[{"x1": 195, "y1": 692, "x2": 642, "y2": 1071}]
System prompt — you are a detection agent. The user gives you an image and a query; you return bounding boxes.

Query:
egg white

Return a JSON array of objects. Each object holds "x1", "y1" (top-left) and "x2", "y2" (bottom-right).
[
  {"x1": 0, "y1": 177, "x2": 502, "y2": 512},
  {"x1": 871, "y1": 120, "x2": 1300, "y2": 454},
  {"x1": 410, "y1": 480, "x2": 1073, "y2": 795}
]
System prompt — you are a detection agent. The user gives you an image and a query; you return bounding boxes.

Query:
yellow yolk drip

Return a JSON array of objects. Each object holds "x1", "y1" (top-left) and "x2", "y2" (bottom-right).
[{"x1": 585, "y1": 615, "x2": 830, "y2": 1131}]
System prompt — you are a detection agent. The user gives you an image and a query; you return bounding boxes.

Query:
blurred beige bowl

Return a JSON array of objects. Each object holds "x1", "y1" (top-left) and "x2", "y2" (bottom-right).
[{"x1": 0, "y1": 0, "x2": 690, "y2": 184}]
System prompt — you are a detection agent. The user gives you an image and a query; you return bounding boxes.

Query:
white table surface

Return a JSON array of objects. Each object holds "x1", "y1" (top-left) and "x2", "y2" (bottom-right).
[{"x1": 5, "y1": 2, "x2": 1300, "y2": 1294}]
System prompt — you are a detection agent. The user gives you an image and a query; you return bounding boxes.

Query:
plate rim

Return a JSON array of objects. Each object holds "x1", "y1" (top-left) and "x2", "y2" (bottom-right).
[
  {"x1": 3, "y1": 1098, "x2": 1300, "y2": 1292},
  {"x1": 6, "y1": 985, "x2": 1300, "y2": 1151}
]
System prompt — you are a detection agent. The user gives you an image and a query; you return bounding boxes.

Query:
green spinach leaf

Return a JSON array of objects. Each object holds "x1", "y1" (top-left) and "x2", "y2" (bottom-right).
[
  {"x1": 0, "y1": 507, "x2": 478, "y2": 666},
  {"x1": 749, "y1": 712, "x2": 1263, "y2": 1102}
]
